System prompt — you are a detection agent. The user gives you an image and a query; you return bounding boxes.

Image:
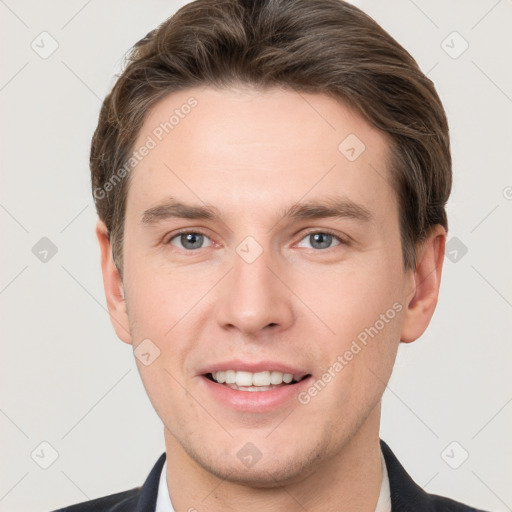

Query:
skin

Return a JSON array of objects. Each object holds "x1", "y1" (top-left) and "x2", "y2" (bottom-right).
[{"x1": 96, "y1": 87, "x2": 446, "y2": 511}]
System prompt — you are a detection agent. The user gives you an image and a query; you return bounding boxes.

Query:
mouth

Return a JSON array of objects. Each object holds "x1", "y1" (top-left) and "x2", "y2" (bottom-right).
[
  {"x1": 204, "y1": 370, "x2": 311, "y2": 392},
  {"x1": 198, "y1": 361, "x2": 314, "y2": 412}
]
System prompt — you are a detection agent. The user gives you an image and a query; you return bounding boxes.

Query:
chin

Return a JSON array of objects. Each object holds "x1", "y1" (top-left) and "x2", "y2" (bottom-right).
[{"x1": 183, "y1": 437, "x2": 327, "y2": 488}]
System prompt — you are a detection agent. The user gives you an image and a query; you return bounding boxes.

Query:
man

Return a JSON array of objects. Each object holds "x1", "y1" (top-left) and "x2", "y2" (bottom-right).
[{"x1": 51, "y1": 0, "x2": 488, "y2": 510}]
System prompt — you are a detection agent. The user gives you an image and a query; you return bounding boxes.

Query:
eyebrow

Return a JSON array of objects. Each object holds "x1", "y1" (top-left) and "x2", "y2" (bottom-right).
[{"x1": 141, "y1": 195, "x2": 373, "y2": 226}]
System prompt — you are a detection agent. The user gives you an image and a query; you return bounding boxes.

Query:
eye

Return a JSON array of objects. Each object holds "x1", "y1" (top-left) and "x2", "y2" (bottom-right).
[
  {"x1": 168, "y1": 231, "x2": 213, "y2": 251},
  {"x1": 166, "y1": 229, "x2": 346, "y2": 252},
  {"x1": 296, "y1": 230, "x2": 344, "y2": 250}
]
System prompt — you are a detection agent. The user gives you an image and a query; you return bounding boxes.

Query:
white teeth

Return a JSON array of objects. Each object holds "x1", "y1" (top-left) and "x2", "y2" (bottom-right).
[
  {"x1": 225, "y1": 370, "x2": 236, "y2": 384},
  {"x1": 253, "y1": 371, "x2": 270, "y2": 386},
  {"x1": 211, "y1": 370, "x2": 298, "y2": 386},
  {"x1": 227, "y1": 384, "x2": 275, "y2": 392},
  {"x1": 282, "y1": 373, "x2": 293, "y2": 383},
  {"x1": 235, "y1": 371, "x2": 253, "y2": 387},
  {"x1": 270, "y1": 371, "x2": 283, "y2": 385}
]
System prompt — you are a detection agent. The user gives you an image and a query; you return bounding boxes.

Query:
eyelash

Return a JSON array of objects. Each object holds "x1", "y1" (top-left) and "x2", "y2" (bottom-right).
[{"x1": 165, "y1": 228, "x2": 348, "y2": 251}]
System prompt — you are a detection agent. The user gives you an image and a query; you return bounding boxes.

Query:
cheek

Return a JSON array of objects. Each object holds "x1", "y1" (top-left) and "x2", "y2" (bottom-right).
[
  {"x1": 305, "y1": 254, "x2": 404, "y2": 396},
  {"x1": 134, "y1": 356, "x2": 198, "y2": 437},
  {"x1": 123, "y1": 260, "x2": 209, "y2": 389},
  {"x1": 304, "y1": 258, "x2": 403, "y2": 340},
  {"x1": 124, "y1": 257, "x2": 199, "y2": 338},
  {"x1": 305, "y1": 302, "x2": 402, "y2": 435}
]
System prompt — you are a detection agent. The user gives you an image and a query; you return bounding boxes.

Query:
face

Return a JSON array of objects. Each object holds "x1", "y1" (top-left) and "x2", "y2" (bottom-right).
[{"x1": 99, "y1": 86, "x2": 436, "y2": 486}]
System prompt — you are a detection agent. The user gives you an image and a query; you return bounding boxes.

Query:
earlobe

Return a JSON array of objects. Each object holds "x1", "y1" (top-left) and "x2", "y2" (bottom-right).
[
  {"x1": 400, "y1": 225, "x2": 447, "y2": 344},
  {"x1": 95, "y1": 220, "x2": 132, "y2": 345}
]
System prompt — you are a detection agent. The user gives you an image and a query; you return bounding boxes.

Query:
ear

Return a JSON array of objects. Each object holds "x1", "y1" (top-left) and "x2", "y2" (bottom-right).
[
  {"x1": 400, "y1": 225, "x2": 447, "y2": 344},
  {"x1": 96, "y1": 220, "x2": 132, "y2": 345}
]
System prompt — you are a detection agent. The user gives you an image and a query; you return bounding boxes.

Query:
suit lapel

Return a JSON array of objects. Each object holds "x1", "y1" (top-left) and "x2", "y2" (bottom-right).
[
  {"x1": 134, "y1": 452, "x2": 167, "y2": 512},
  {"x1": 380, "y1": 439, "x2": 433, "y2": 511}
]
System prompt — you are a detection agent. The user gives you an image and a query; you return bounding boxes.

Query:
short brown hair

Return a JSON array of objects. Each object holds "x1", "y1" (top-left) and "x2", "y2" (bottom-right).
[{"x1": 91, "y1": 0, "x2": 451, "y2": 278}]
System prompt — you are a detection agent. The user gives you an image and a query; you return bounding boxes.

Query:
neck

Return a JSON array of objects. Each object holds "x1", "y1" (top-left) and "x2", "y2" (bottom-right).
[{"x1": 163, "y1": 403, "x2": 383, "y2": 512}]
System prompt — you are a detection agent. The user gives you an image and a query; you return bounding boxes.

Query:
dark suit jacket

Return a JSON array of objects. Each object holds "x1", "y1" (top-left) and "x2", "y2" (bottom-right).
[{"x1": 50, "y1": 439, "x2": 489, "y2": 511}]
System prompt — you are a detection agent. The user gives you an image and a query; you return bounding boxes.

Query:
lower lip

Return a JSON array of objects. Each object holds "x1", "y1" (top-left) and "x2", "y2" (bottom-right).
[{"x1": 200, "y1": 375, "x2": 313, "y2": 413}]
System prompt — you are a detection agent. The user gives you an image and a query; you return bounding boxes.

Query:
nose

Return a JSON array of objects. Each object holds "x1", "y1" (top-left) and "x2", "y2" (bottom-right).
[{"x1": 215, "y1": 243, "x2": 295, "y2": 337}]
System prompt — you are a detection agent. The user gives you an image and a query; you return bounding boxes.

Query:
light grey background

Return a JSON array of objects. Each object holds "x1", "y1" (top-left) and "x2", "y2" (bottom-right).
[{"x1": 0, "y1": 1, "x2": 511, "y2": 511}]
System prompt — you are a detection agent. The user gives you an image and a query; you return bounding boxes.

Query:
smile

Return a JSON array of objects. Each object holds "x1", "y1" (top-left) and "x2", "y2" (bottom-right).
[
  {"x1": 206, "y1": 370, "x2": 309, "y2": 392},
  {"x1": 200, "y1": 368, "x2": 313, "y2": 412}
]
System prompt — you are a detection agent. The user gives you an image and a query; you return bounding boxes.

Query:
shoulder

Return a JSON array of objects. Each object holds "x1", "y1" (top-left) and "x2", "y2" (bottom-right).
[
  {"x1": 49, "y1": 487, "x2": 141, "y2": 512},
  {"x1": 49, "y1": 487, "x2": 140, "y2": 512},
  {"x1": 49, "y1": 452, "x2": 166, "y2": 512},
  {"x1": 380, "y1": 439, "x2": 490, "y2": 512},
  {"x1": 427, "y1": 492, "x2": 487, "y2": 512}
]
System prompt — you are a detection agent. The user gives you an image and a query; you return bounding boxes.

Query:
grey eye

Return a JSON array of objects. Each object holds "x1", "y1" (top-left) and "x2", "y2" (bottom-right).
[
  {"x1": 297, "y1": 232, "x2": 341, "y2": 250},
  {"x1": 170, "y1": 232, "x2": 210, "y2": 250}
]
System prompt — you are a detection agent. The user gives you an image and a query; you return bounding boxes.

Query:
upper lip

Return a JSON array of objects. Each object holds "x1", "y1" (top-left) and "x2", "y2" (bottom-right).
[{"x1": 198, "y1": 359, "x2": 310, "y2": 379}]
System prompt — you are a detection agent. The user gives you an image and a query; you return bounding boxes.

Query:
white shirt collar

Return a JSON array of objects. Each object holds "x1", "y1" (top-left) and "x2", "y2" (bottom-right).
[
  {"x1": 155, "y1": 449, "x2": 391, "y2": 512},
  {"x1": 155, "y1": 459, "x2": 173, "y2": 512},
  {"x1": 376, "y1": 448, "x2": 392, "y2": 512}
]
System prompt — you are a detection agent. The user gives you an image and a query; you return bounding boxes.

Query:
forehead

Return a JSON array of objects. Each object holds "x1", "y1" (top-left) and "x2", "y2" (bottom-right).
[{"x1": 127, "y1": 86, "x2": 395, "y2": 223}]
